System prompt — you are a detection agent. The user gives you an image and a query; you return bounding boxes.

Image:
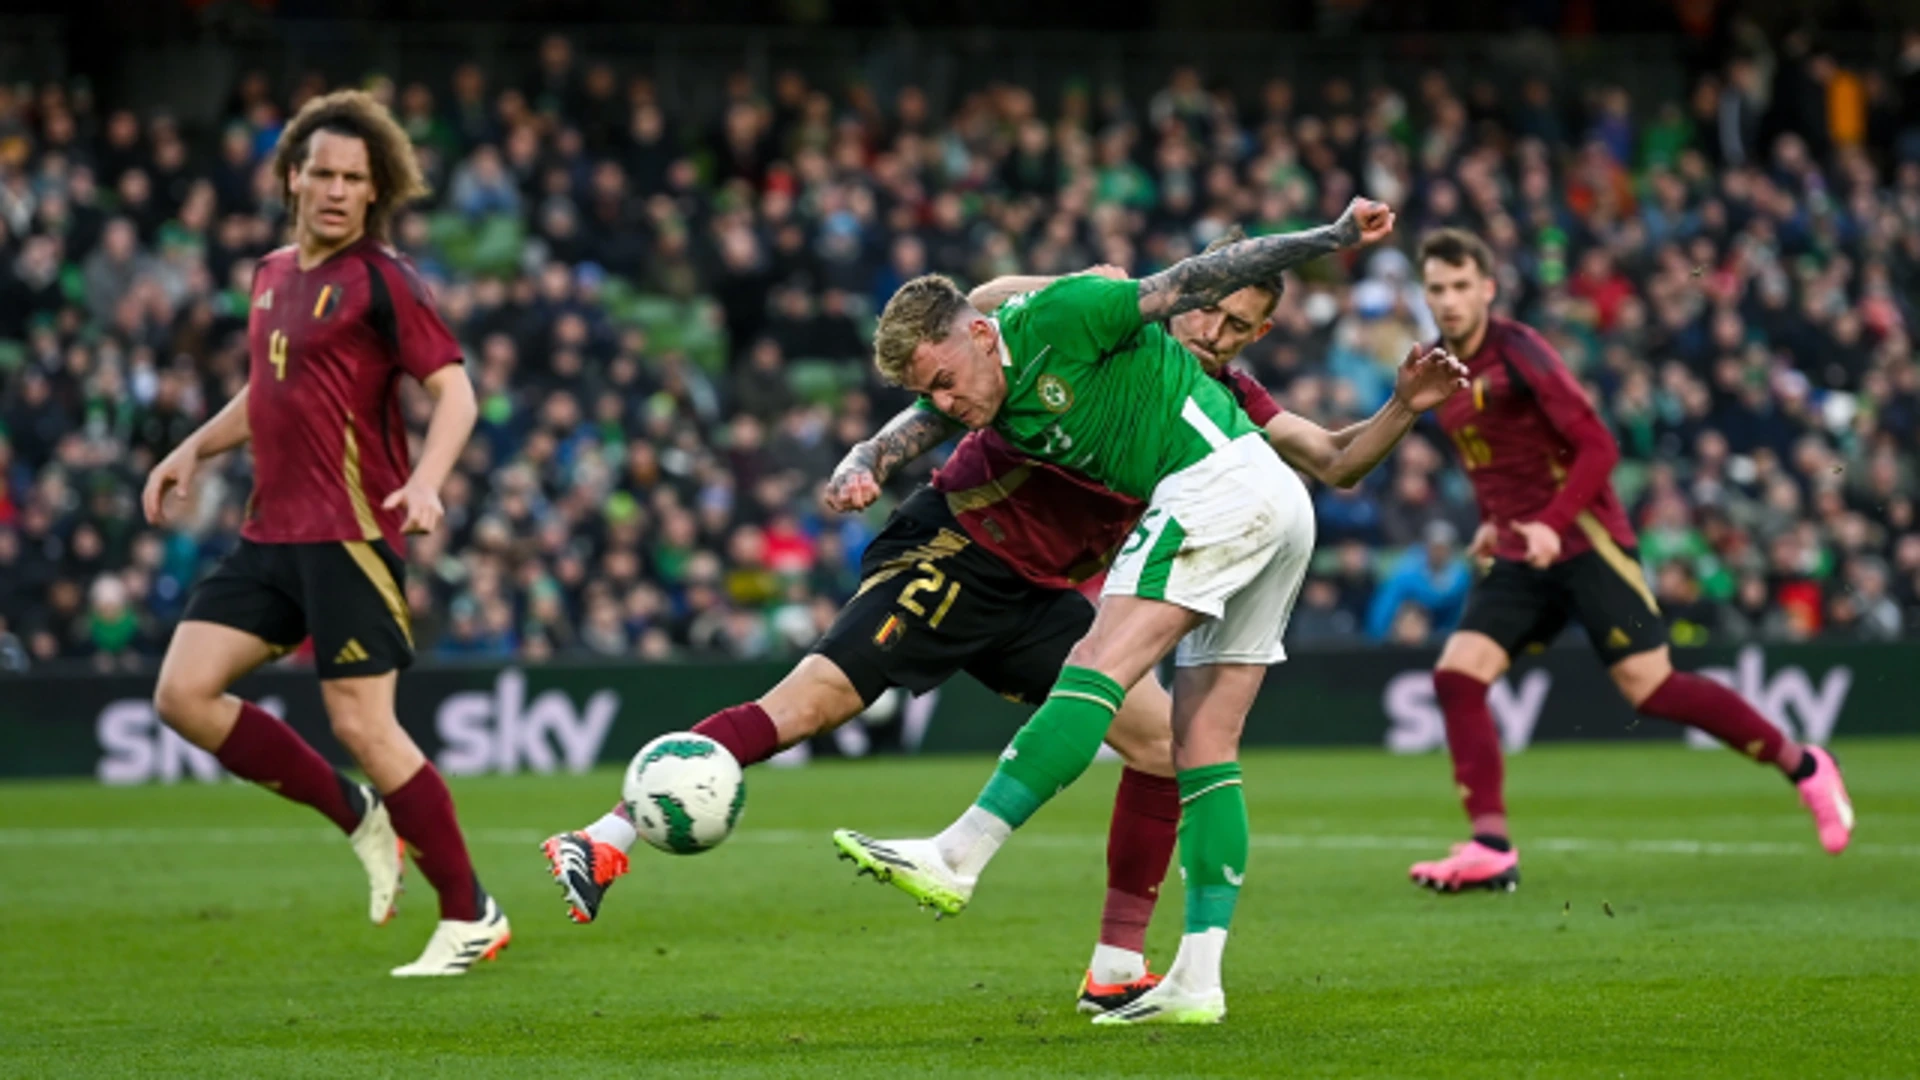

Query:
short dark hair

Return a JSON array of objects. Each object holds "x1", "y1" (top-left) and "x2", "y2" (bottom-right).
[
  {"x1": 1201, "y1": 225, "x2": 1284, "y2": 311},
  {"x1": 271, "y1": 89, "x2": 428, "y2": 244},
  {"x1": 1417, "y1": 228, "x2": 1495, "y2": 278}
]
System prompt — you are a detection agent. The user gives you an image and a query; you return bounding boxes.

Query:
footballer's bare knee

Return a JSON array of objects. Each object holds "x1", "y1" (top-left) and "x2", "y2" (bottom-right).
[
  {"x1": 1610, "y1": 646, "x2": 1674, "y2": 709},
  {"x1": 153, "y1": 621, "x2": 277, "y2": 750},
  {"x1": 1435, "y1": 631, "x2": 1510, "y2": 684},
  {"x1": 322, "y1": 673, "x2": 421, "y2": 789}
]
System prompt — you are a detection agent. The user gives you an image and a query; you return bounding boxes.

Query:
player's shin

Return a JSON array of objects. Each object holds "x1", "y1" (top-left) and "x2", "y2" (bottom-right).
[
  {"x1": 690, "y1": 702, "x2": 781, "y2": 768},
  {"x1": 1164, "y1": 762, "x2": 1246, "y2": 994},
  {"x1": 214, "y1": 701, "x2": 366, "y2": 834},
  {"x1": 385, "y1": 763, "x2": 485, "y2": 921},
  {"x1": 1092, "y1": 767, "x2": 1179, "y2": 981},
  {"x1": 1636, "y1": 671, "x2": 1792, "y2": 768},
  {"x1": 946, "y1": 666, "x2": 1126, "y2": 874},
  {"x1": 1435, "y1": 670, "x2": 1508, "y2": 840}
]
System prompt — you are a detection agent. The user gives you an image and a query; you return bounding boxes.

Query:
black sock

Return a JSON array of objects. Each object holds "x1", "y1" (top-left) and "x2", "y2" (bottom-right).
[
  {"x1": 1788, "y1": 751, "x2": 1818, "y2": 783},
  {"x1": 337, "y1": 773, "x2": 370, "y2": 825},
  {"x1": 1472, "y1": 832, "x2": 1512, "y2": 853}
]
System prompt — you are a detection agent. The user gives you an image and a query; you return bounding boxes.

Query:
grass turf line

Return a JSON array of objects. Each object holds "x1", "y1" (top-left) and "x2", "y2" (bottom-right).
[{"x1": 0, "y1": 740, "x2": 1914, "y2": 1079}]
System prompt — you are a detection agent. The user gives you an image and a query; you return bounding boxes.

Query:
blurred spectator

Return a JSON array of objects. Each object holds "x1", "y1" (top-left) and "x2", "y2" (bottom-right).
[
  {"x1": 1290, "y1": 577, "x2": 1361, "y2": 643},
  {"x1": 449, "y1": 145, "x2": 522, "y2": 219},
  {"x1": 1657, "y1": 560, "x2": 1730, "y2": 647},
  {"x1": 1366, "y1": 521, "x2": 1469, "y2": 642}
]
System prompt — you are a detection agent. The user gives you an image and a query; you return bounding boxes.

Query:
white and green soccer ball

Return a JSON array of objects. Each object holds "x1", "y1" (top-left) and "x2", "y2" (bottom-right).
[{"x1": 622, "y1": 733, "x2": 746, "y2": 855}]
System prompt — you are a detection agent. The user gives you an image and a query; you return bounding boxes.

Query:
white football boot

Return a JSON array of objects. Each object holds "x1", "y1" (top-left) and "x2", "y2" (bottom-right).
[
  {"x1": 347, "y1": 785, "x2": 404, "y2": 925},
  {"x1": 831, "y1": 830, "x2": 974, "y2": 916},
  {"x1": 1091, "y1": 981, "x2": 1227, "y2": 1026},
  {"x1": 390, "y1": 895, "x2": 511, "y2": 977}
]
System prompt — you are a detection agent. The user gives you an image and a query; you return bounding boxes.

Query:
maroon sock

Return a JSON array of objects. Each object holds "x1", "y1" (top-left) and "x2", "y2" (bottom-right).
[
  {"x1": 1099, "y1": 767, "x2": 1180, "y2": 954},
  {"x1": 691, "y1": 703, "x2": 781, "y2": 768},
  {"x1": 1638, "y1": 672, "x2": 1789, "y2": 765},
  {"x1": 1435, "y1": 671, "x2": 1506, "y2": 820},
  {"x1": 215, "y1": 702, "x2": 362, "y2": 834},
  {"x1": 384, "y1": 764, "x2": 481, "y2": 921}
]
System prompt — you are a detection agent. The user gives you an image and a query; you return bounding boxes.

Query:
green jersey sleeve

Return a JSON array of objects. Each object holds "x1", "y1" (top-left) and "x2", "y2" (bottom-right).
[{"x1": 1001, "y1": 274, "x2": 1144, "y2": 358}]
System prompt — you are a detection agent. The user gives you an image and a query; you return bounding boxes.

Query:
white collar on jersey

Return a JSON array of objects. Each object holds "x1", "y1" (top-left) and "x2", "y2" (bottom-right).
[{"x1": 991, "y1": 317, "x2": 1013, "y2": 368}]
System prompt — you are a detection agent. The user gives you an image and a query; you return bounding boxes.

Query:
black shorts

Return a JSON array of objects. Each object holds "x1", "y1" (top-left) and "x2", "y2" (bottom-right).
[
  {"x1": 182, "y1": 538, "x2": 415, "y2": 679},
  {"x1": 813, "y1": 487, "x2": 1093, "y2": 706},
  {"x1": 1457, "y1": 547, "x2": 1667, "y2": 666}
]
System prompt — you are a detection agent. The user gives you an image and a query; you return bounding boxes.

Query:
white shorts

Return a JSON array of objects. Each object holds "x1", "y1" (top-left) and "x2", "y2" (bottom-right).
[{"x1": 1101, "y1": 433, "x2": 1315, "y2": 667}]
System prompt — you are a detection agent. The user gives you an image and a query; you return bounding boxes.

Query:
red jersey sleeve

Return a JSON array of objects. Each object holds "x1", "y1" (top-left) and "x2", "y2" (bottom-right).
[
  {"x1": 1217, "y1": 366, "x2": 1283, "y2": 427},
  {"x1": 1506, "y1": 327, "x2": 1620, "y2": 534},
  {"x1": 366, "y1": 252, "x2": 463, "y2": 381}
]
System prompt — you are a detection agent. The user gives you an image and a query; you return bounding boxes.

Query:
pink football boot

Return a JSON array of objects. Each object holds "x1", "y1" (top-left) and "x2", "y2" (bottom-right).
[
  {"x1": 1409, "y1": 840, "x2": 1520, "y2": 893},
  {"x1": 1795, "y1": 747, "x2": 1855, "y2": 854}
]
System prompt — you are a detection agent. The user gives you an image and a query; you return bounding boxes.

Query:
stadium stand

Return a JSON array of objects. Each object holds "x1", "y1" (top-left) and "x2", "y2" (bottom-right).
[{"x1": 1, "y1": 25, "x2": 1918, "y2": 672}]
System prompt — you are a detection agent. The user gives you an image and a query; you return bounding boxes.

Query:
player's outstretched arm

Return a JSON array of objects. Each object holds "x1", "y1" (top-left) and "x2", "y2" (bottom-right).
[
  {"x1": 142, "y1": 385, "x2": 253, "y2": 525},
  {"x1": 968, "y1": 276, "x2": 1056, "y2": 313},
  {"x1": 1264, "y1": 345, "x2": 1467, "y2": 489},
  {"x1": 382, "y1": 364, "x2": 477, "y2": 535},
  {"x1": 1136, "y1": 198, "x2": 1394, "y2": 322},
  {"x1": 823, "y1": 405, "x2": 964, "y2": 513},
  {"x1": 967, "y1": 265, "x2": 1128, "y2": 314}
]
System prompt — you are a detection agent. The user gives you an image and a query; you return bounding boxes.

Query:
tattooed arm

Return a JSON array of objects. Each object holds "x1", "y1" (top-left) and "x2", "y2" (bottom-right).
[
  {"x1": 1135, "y1": 198, "x2": 1394, "y2": 323},
  {"x1": 822, "y1": 405, "x2": 965, "y2": 513}
]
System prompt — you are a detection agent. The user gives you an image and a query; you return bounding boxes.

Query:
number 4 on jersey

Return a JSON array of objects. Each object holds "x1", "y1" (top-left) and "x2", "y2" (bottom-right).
[{"x1": 269, "y1": 329, "x2": 290, "y2": 381}]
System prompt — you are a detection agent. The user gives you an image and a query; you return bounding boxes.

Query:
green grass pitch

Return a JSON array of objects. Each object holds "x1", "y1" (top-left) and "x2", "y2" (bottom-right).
[{"x1": 1, "y1": 740, "x2": 1915, "y2": 1079}]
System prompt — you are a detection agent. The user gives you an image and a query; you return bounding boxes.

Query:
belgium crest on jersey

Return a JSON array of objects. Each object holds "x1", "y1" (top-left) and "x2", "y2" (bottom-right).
[
  {"x1": 1037, "y1": 373, "x2": 1074, "y2": 412},
  {"x1": 312, "y1": 283, "x2": 343, "y2": 320}
]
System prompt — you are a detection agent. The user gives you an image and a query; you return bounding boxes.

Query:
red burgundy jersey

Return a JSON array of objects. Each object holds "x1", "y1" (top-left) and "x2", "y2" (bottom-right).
[
  {"x1": 241, "y1": 238, "x2": 464, "y2": 551},
  {"x1": 1433, "y1": 317, "x2": 1633, "y2": 564},
  {"x1": 934, "y1": 364, "x2": 1282, "y2": 590}
]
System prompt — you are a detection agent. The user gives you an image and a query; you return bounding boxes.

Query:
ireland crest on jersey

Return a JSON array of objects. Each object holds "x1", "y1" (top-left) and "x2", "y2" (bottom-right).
[{"x1": 1037, "y1": 374, "x2": 1074, "y2": 412}]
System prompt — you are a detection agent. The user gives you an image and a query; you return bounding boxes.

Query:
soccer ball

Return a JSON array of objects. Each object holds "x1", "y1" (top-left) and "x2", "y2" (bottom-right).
[{"x1": 622, "y1": 733, "x2": 746, "y2": 855}]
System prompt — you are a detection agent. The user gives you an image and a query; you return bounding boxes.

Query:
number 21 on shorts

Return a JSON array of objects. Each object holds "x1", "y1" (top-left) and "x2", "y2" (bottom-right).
[{"x1": 898, "y1": 561, "x2": 961, "y2": 628}]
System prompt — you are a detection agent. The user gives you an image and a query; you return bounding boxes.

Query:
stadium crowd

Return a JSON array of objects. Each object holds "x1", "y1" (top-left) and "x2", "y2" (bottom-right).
[{"x1": 2, "y1": 26, "x2": 1919, "y2": 672}]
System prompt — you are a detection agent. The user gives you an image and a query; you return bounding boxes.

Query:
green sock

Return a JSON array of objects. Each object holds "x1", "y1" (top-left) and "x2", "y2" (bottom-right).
[
  {"x1": 1178, "y1": 762, "x2": 1248, "y2": 934},
  {"x1": 975, "y1": 666, "x2": 1126, "y2": 828}
]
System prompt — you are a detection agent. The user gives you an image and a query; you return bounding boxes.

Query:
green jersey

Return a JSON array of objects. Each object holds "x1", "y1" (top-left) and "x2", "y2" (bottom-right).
[{"x1": 971, "y1": 274, "x2": 1260, "y2": 500}]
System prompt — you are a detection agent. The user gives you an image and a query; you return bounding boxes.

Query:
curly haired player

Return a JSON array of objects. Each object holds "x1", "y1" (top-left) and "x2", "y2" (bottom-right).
[{"x1": 144, "y1": 90, "x2": 504, "y2": 976}]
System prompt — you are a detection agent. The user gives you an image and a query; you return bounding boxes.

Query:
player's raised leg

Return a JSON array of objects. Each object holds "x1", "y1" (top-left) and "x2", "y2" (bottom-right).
[
  {"x1": 1611, "y1": 646, "x2": 1852, "y2": 853},
  {"x1": 154, "y1": 617, "x2": 399, "y2": 922},
  {"x1": 834, "y1": 594, "x2": 1196, "y2": 915},
  {"x1": 1078, "y1": 672, "x2": 1179, "y2": 1013},
  {"x1": 548, "y1": 653, "x2": 865, "y2": 922}
]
